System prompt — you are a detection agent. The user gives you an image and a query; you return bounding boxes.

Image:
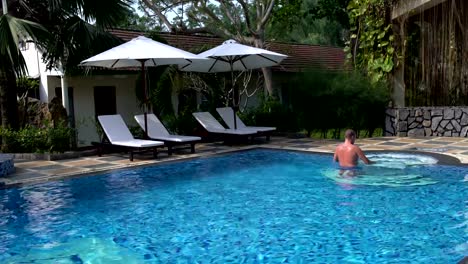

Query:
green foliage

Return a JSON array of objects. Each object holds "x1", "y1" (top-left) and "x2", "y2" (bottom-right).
[
  {"x1": 345, "y1": 0, "x2": 395, "y2": 83},
  {"x1": 0, "y1": 120, "x2": 74, "y2": 153},
  {"x1": 267, "y1": 0, "x2": 349, "y2": 46},
  {"x1": 290, "y1": 69, "x2": 390, "y2": 137},
  {"x1": 16, "y1": 77, "x2": 39, "y2": 97},
  {"x1": 308, "y1": 0, "x2": 351, "y2": 28},
  {"x1": 0, "y1": 14, "x2": 47, "y2": 75},
  {"x1": 114, "y1": 7, "x2": 162, "y2": 31},
  {"x1": 239, "y1": 96, "x2": 299, "y2": 132}
]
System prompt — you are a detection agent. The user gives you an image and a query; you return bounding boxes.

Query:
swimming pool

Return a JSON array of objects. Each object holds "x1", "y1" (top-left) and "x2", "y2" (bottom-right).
[{"x1": 0, "y1": 149, "x2": 466, "y2": 263}]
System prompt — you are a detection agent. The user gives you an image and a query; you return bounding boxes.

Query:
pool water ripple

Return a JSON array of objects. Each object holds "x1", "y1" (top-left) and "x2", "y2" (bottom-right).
[{"x1": 0, "y1": 149, "x2": 467, "y2": 263}]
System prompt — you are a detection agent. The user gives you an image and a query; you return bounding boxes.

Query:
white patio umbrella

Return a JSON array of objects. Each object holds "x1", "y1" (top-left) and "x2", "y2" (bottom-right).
[
  {"x1": 80, "y1": 36, "x2": 204, "y2": 136},
  {"x1": 179, "y1": 39, "x2": 287, "y2": 129}
]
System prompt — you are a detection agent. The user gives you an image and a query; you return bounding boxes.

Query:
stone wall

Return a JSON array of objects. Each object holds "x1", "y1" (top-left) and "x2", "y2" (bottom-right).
[
  {"x1": 385, "y1": 107, "x2": 468, "y2": 137},
  {"x1": 0, "y1": 154, "x2": 15, "y2": 177}
]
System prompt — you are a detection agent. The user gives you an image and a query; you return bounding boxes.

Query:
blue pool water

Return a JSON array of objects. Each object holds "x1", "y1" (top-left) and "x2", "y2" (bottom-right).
[{"x1": 0, "y1": 149, "x2": 467, "y2": 263}]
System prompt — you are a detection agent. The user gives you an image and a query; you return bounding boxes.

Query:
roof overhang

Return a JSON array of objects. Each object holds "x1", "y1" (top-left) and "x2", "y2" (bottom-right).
[{"x1": 392, "y1": 0, "x2": 449, "y2": 20}]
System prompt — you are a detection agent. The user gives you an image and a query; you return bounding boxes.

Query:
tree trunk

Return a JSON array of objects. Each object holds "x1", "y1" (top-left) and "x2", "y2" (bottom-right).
[
  {"x1": 254, "y1": 35, "x2": 277, "y2": 99},
  {"x1": 0, "y1": 69, "x2": 19, "y2": 129},
  {"x1": 261, "y1": 67, "x2": 276, "y2": 98},
  {"x1": 0, "y1": 67, "x2": 19, "y2": 151}
]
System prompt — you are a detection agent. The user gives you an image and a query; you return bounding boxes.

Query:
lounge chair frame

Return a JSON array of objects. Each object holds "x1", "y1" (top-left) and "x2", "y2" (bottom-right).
[
  {"x1": 97, "y1": 115, "x2": 164, "y2": 161},
  {"x1": 134, "y1": 114, "x2": 201, "y2": 155}
]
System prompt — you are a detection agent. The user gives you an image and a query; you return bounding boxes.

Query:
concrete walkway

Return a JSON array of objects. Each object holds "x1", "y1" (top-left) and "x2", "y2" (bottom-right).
[{"x1": 3, "y1": 136, "x2": 468, "y2": 187}]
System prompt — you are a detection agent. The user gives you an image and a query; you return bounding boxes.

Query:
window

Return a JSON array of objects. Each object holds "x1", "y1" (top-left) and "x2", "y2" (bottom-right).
[{"x1": 94, "y1": 86, "x2": 117, "y2": 117}]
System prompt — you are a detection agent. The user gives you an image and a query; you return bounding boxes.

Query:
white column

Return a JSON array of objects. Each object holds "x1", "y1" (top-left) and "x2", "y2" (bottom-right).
[
  {"x1": 60, "y1": 75, "x2": 70, "y2": 115},
  {"x1": 2, "y1": 0, "x2": 7, "y2": 14}
]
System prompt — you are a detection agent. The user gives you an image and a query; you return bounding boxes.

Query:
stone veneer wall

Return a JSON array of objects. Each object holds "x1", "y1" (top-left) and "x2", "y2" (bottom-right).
[
  {"x1": 0, "y1": 154, "x2": 15, "y2": 177},
  {"x1": 385, "y1": 107, "x2": 468, "y2": 137}
]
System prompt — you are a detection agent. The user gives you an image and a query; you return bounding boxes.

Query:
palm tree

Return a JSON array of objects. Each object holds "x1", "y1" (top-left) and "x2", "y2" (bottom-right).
[
  {"x1": 0, "y1": 0, "x2": 130, "y2": 150},
  {"x1": 0, "y1": 2, "x2": 46, "y2": 137}
]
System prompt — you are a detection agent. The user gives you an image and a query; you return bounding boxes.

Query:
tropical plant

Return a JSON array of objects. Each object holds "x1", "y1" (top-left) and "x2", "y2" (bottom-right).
[
  {"x1": 0, "y1": 0, "x2": 131, "y2": 151},
  {"x1": 345, "y1": 0, "x2": 395, "y2": 83},
  {"x1": 290, "y1": 69, "x2": 390, "y2": 138},
  {"x1": 0, "y1": 120, "x2": 74, "y2": 153}
]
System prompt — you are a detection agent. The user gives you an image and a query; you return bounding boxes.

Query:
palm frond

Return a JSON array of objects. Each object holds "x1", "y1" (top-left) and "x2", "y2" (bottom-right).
[
  {"x1": 51, "y1": 0, "x2": 131, "y2": 28},
  {"x1": 0, "y1": 14, "x2": 47, "y2": 75},
  {"x1": 41, "y1": 15, "x2": 123, "y2": 73}
]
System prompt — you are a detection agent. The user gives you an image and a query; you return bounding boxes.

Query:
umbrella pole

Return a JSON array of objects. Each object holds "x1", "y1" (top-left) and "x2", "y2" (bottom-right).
[
  {"x1": 140, "y1": 60, "x2": 149, "y2": 138},
  {"x1": 230, "y1": 61, "x2": 238, "y2": 129}
]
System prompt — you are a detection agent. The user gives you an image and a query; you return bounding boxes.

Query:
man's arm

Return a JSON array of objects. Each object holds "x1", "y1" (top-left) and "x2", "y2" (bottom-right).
[
  {"x1": 356, "y1": 147, "x2": 372, "y2": 164},
  {"x1": 333, "y1": 147, "x2": 338, "y2": 162}
]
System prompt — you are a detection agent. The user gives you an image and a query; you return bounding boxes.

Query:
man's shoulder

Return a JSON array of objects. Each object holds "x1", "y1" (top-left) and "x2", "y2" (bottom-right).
[{"x1": 335, "y1": 143, "x2": 345, "y2": 150}]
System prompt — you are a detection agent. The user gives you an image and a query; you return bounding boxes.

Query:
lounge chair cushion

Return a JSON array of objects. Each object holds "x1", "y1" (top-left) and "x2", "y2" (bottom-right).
[
  {"x1": 192, "y1": 112, "x2": 256, "y2": 135},
  {"x1": 135, "y1": 114, "x2": 201, "y2": 142},
  {"x1": 216, "y1": 107, "x2": 276, "y2": 132},
  {"x1": 98, "y1": 115, "x2": 163, "y2": 148}
]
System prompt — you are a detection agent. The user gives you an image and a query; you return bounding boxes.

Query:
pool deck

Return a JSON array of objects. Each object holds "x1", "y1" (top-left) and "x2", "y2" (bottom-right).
[{"x1": 3, "y1": 136, "x2": 468, "y2": 187}]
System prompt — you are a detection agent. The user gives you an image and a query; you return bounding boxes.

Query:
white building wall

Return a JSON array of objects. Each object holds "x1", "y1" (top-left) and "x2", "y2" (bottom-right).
[
  {"x1": 63, "y1": 74, "x2": 141, "y2": 146},
  {"x1": 20, "y1": 42, "x2": 62, "y2": 102},
  {"x1": 21, "y1": 43, "x2": 143, "y2": 147}
]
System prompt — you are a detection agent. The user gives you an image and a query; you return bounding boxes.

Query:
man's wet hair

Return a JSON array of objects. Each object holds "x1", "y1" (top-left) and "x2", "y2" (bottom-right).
[{"x1": 345, "y1": 129, "x2": 356, "y2": 139}]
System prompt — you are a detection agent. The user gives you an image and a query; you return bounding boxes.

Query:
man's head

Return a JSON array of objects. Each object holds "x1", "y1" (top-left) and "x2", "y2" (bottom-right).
[{"x1": 344, "y1": 129, "x2": 356, "y2": 143}]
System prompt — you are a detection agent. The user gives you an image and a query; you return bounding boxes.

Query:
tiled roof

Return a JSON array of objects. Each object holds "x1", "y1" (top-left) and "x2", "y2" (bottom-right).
[{"x1": 108, "y1": 29, "x2": 345, "y2": 72}]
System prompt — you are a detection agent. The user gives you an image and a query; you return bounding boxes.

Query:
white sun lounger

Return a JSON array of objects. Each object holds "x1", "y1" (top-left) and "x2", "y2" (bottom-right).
[
  {"x1": 216, "y1": 107, "x2": 276, "y2": 140},
  {"x1": 134, "y1": 114, "x2": 201, "y2": 155},
  {"x1": 97, "y1": 114, "x2": 164, "y2": 161},
  {"x1": 192, "y1": 112, "x2": 257, "y2": 139}
]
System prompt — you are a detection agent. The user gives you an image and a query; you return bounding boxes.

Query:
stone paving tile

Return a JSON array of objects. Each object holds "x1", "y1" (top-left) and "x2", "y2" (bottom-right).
[
  {"x1": 356, "y1": 139, "x2": 380, "y2": 144},
  {"x1": 16, "y1": 161, "x2": 56, "y2": 169},
  {"x1": 33, "y1": 164, "x2": 68, "y2": 171},
  {"x1": 377, "y1": 142, "x2": 410, "y2": 146},
  {"x1": 424, "y1": 141, "x2": 453, "y2": 145},
  {"x1": 93, "y1": 156, "x2": 128, "y2": 162},
  {"x1": 83, "y1": 163, "x2": 118, "y2": 169},
  {"x1": 365, "y1": 137, "x2": 396, "y2": 141},
  {"x1": 13, "y1": 167, "x2": 31, "y2": 174},
  {"x1": 44, "y1": 167, "x2": 89, "y2": 175},
  {"x1": 450, "y1": 142, "x2": 468, "y2": 147},
  {"x1": 61, "y1": 159, "x2": 109, "y2": 166},
  {"x1": 5, "y1": 171, "x2": 45, "y2": 180},
  {"x1": 430, "y1": 137, "x2": 468, "y2": 142},
  {"x1": 393, "y1": 138, "x2": 428, "y2": 143}
]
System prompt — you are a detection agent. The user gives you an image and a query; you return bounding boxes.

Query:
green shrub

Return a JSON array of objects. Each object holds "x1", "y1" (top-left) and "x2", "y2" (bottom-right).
[
  {"x1": 290, "y1": 70, "x2": 390, "y2": 138},
  {"x1": 240, "y1": 97, "x2": 299, "y2": 132},
  {"x1": 0, "y1": 120, "x2": 74, "y2": 153}
]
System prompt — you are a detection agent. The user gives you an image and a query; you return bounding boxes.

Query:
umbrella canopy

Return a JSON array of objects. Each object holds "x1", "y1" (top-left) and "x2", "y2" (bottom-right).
[
  {"x1": 80, "y1": 35, "x2": 204, "y2": 136},
  {"x1": 179, "y1": 39, "x2": 287, "y2": 73},
  {"x1": 180, "y1": 39, "x2": 287, "y2": 129},
  {"x1": 81, "y1": 36, "x2": 202, "y2": 68}
]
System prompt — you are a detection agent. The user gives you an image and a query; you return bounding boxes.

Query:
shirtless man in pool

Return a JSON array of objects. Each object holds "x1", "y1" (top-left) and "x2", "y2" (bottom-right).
[{"x1": 333, "y1": 129, "x2": 372, "y2": 175}]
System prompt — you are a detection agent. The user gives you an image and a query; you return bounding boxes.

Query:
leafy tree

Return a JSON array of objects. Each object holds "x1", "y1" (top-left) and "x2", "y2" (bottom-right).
[
  {"x1": 115, "y1": 6, "x2": 162, "y2": 31},
  {"x1": 1, "y1": 1, "x2": 46, "y2": 149},
  {"x1": 267, "y1": 0, "x2": 350, "y2": 46},
  {"x1": 345, "y1": 0, "x2": 395, "y2": 83},
  {"x1": 139, "y1": 0, "x2": 282, "y2": 97}
]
